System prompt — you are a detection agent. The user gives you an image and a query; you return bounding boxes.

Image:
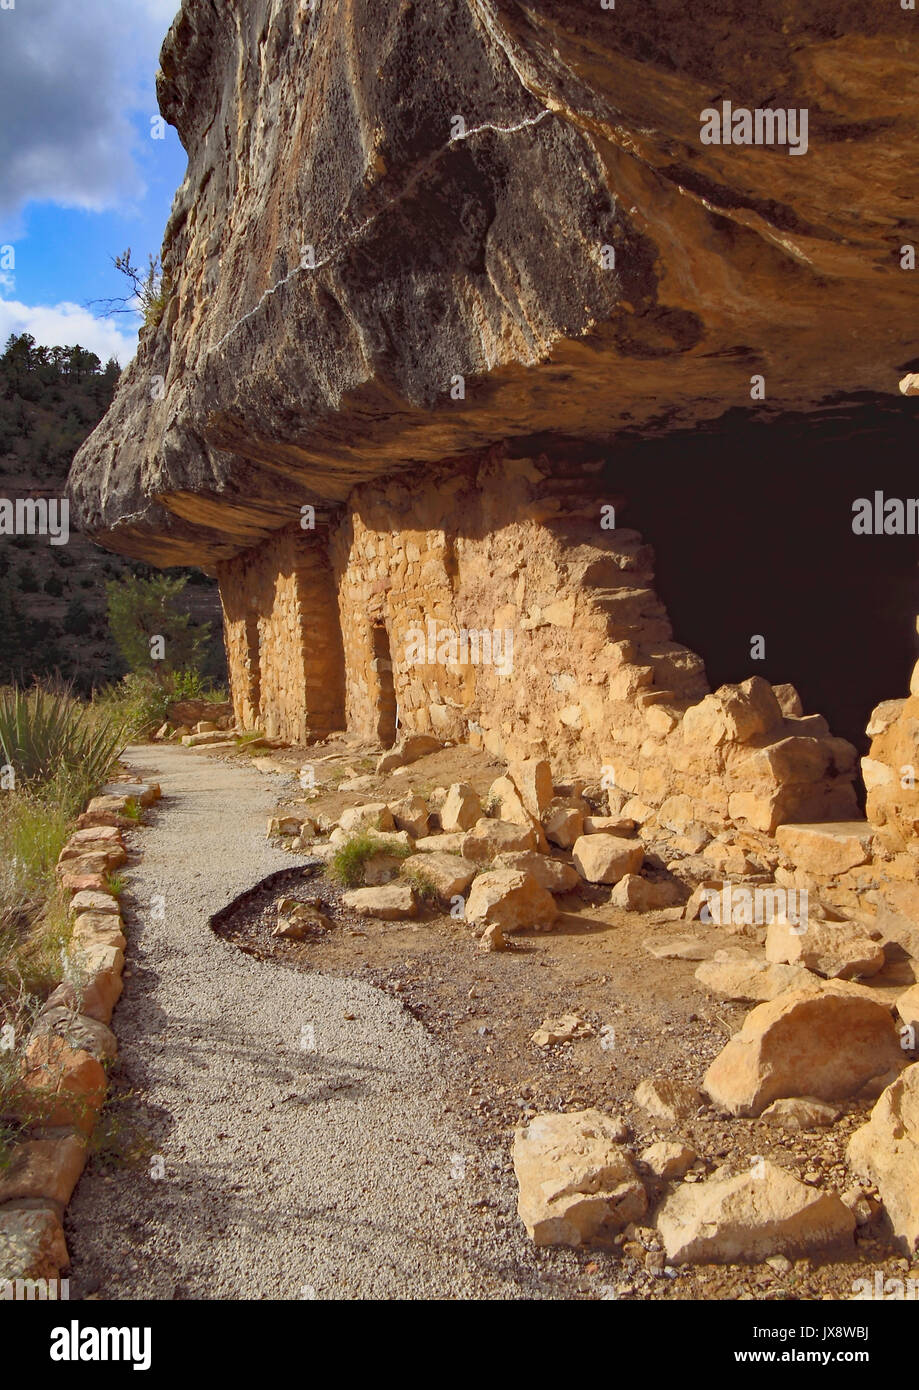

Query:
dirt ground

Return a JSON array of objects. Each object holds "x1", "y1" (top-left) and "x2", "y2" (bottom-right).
[{"x1": 197, "y1": 732, "x2": 916, "y2": 1301}]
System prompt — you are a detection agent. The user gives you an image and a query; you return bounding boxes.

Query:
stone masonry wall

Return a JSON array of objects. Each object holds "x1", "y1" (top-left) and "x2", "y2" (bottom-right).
[
  {"x1": 323, "y1": 449, "x2": 858, "y2": 839},
  {"x1": 217, "y1": 526, "x2": 345, "y2": 744},
  {"x1": 215, "y1": 447, "x2": 859, "y2": 841}
]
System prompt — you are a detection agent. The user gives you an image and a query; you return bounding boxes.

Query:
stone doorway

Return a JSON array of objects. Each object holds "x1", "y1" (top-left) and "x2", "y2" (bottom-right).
[{"x1": 371, "y1": 622, "x2": 398, "y2": 748}]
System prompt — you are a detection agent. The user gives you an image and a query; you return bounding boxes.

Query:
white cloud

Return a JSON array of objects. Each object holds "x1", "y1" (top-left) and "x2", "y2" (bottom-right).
[
  {"x1": 0, "y1": 0, "x2": 180, "y2": 225},
  {"x1": 0, "y1": 297, "x2": 138, "y2": 365}
]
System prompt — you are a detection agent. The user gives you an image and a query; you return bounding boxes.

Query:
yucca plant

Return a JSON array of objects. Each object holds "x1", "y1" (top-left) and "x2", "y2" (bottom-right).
[{"x1": 0, "y1": 685, "x2": 127, "y2": 802}]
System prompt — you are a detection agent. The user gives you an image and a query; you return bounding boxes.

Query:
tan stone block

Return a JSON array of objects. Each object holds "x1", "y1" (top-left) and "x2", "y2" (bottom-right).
[
  {"x1": 20, "y1": 1036, "x2": 107, "y2": 1134},
  {"x1": 0, "y1": 1204, "x2": 69, "y2": 1282},
  {"x1": 0, "y1": 1134, "x2": 87, "y2": 1207}
]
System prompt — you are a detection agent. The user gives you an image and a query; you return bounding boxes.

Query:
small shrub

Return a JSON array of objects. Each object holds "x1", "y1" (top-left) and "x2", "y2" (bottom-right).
[
  {"x1": 329, "y1": 833, "x2": 411, "y2": 888},
  {"x1": 402, "y1": 864, "x2": 439, "y2": 905}
]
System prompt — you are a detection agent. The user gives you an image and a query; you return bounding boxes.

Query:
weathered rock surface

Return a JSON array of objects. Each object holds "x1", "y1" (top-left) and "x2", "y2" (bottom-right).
[
  {"x1": 401, "y1": 852, "x2": 476, "y2": 902},
  {"x1": 612, "y1": 873, "x2": 685, "y2": 912},
  {"x1": 656, "y1": 1162, "x2": 854, "y2": 1264},
  {"x1": 847, "y1": 1063, "x2": 919, "y2": 1252},
  {"x1": 640, "y1": 1142, "x2": 697, "y2": 1180},
  {"x1": 0, "y1": 1205, "x2": 69, "y2": 1282},
  {"x1": 273, "y1": 897, "x2": 331, "y2": 939},
  {"x1": 765, "y1": 917, "x2": 886, "y2": 979},
  {"x1": 464, "y1": 869, "x2": 558, "y2": 934},
  {"x1": 462, "y1": 819, "x2": 537, "y2": 863},
  {"x1": 68, "y1": 2, "x2": 919, "y2": 569},
  {"x1": 760, "y1": 1097, "x2": 841, "y2": 1132},
  {"x1": 572, "y1": 835, "x2": 643, "y2": 885},
  {"x1": 530, "y1": 1014, "x2": 593, "y2": 1048},
  {"x1": 703, "y1": 988, "x2": 904, "y2": 1116},
  {"x1": 341, "y1": 884, "x2": 417, "y2": 919},
  {"x1": 492, "y1": 850, "x2": 580, "y2": 895},
  {"x1": 439, "y1": 784, "x2": 480, "y2": 835},
  {"x1": 634, "y1": 1077, "x2": 702, "y2": 1125},
  {"x1": 513, "y1": 1109, "x2": 646, "y2": 1246}
]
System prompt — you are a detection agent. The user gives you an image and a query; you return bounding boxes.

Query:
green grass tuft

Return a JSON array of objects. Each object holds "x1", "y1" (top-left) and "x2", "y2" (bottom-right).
[{"x1": 329, "y1": 832, "x2": 412, "y2": 888}]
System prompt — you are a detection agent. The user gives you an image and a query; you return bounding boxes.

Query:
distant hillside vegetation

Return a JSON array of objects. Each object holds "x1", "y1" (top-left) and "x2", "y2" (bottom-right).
[{"x1": 0, "y1": 333, "x2": 224, "y2": 690}]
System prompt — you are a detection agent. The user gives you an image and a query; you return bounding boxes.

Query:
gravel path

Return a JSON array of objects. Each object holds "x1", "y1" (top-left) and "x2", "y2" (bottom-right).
[{"x1": 65, "y1": 744, "x2": 553, "y2": 1300}]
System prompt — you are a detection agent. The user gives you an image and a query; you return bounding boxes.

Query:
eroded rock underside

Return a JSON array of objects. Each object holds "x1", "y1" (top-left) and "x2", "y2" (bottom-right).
[{"x1": 68, "y1": 0, "x2": 918, "y2": 566}]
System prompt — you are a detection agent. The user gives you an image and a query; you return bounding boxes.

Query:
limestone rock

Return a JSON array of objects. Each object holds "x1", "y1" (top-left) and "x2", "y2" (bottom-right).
[
  {"x1": 67, "y1": 826, "x2": 124, "y2": 848},
  {"x1": 390, "y1": 793, "x2": 430, "y2": 839},
  {"x1": 656, "y1": 1162, "x2": 854, "y2": 1264},
  {"x1": 634, "y1": 1077, "x2": 702, "y2": 1124},
  {"x1": 644, "y1": 935, "x2": 713, "y2": 961},
  {"x1": 765, "y1": 916, "x2": 885, "y2": 979},
  {"x1": 640, "y1": 1141, "x2": 697, "y2": 1180},
  {"x1": 462, "y1": 818, "x2": 537, "y2": 863},
  {"x1": 583, "y1": 816, "x2": 636, "y2": 836},
  {"x1": 531, "y1": 1014, "x2": 593, "y2": 1047},
  {"x1": 414, "y1": 832, "x2": 467, "y2": 854},
  {"x1": 695, "y1": 953, "x2": 820, "y2": 1003},
  {"x1": 338, "y1": 803, "x2": 395, "y2": 834},
  {"x1": 682, "y1": 678, "x2": 782, "y2": 748},
  {"x1": 0, "y1": 1205, "x2": 69, "y2": 1282},
  {"x1": 439, "y1": 783, "x2": 480, "y2": 834},
  {"x1": 543, "y1": 805, "x2": 583, "y2": 850},
  {"x1": 401, "y1": 852, "x2": 476, "y2": 901},
  {"x1": 508, "y1": 758, "x2": 553, "y2": 819},
  {"x1": 376, "y1": 735, "x2": 442, "y2": 773},
  {"x1": 613, "y1": 874, "x2": 685, "y2": 912},
  {"x1": 341, "y1": 884, "x2": 417, "y2": 919},
  {"x1": 760, "y1": 1097, "x2": 841, "y2": 1131},
  {"x1": 703, "y1": 988, "x2": 904, "y2": 1117},
  {"x1": 70, "y1": 912, "x2": 127, "y2": 953},
  {"x1": 0, "y1": 1134, "x2": 87, "y2": 1206},
  {"x1": 896, "y1": 984, "x2": 919, "y2": 1039},
  {"x1": 487, "y1": 777, "x2": 548, "y2": 850},
  {"x1": 493, "y1": 850, "x2": 580, "y2": 895},
  {"x1": 477, "y1": 922, "x2": 506, "y2": 953},
  {"x1": 100, "y1": 781, "x2": 159, "y2": 806},
  {"x1": 774, "y1": 822, "x2": 873, "y2": 877},
  {"x1": 572, "y1": 835, "x2": 643, "y2": 885},
  {"x1": 513, "y1": 1109, "x2": 646, "y2": 1246},
  {"x1": 464, "y1": 869, "x2": 558, "y2": 934},
  {"x1": 847, "y1": 1063, "x2": 919, "y2": 1251},
  {"x1": 267, "y1": 815, "x2": 305, "y2": 838},
  {"x1": 273, "y1": 897, "x2": 331, "y2": 938},
  {"x1": 19, "y1": 1035, "x2": 107, "y2": 1135},
  {"x1": 67, "y1": 943, "x2": 124, "y2": 1024},
  {"x1": 31, "y1": 1008, "x2": 118, "y2": 1064}
]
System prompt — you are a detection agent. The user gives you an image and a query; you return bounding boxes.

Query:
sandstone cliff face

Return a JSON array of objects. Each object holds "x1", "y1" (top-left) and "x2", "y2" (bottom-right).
[{"x1": 68, "y1": 0, "x2": 919, "y2": 569}]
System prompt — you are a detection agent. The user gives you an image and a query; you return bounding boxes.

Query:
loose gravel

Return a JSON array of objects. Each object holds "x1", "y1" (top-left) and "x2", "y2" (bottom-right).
[{"x1": 64, "y1": 745, "x2": 578, "y2": 1300}]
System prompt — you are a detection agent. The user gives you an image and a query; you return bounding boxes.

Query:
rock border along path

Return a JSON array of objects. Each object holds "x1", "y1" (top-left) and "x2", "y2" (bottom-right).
[
  {"x1": 0, "y1": 773, "x2": 156, "y2": 1295},
  {"x1": 62, "y1": 743, "x2": 548, "y2": 1300}
]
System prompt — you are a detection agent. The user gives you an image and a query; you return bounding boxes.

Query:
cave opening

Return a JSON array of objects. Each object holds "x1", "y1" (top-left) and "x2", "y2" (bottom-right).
[{"x1": 603, "y1": 400, "x2": 919, "y2": 758}]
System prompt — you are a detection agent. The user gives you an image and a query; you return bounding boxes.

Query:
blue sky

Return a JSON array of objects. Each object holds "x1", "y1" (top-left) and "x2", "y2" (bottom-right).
[{"x1": 0, "y1": 0, "x2": 187, "y2": 365}]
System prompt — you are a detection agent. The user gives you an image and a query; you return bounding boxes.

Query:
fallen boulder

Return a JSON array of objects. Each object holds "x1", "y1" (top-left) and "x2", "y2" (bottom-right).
[
  {"x1": 464, "y1": 869, "x2": 557, "y2": 934},
  {"x1": 341, "y1": 884, "x2": 417, "y2": 919},
  {"x1": 493, "y1": 850, "x2": 580, "y2": 895},
  {"x1": 765, "y1": 917, "x2": 885, "y2": 980},
  {"x1": 656, "y1": 1162, "x2": 854, "y2": 1263},
  {"x1": 513, "y1": 1109, "x2": 646, "y2": 1246},
  {"x1": 572, "y1": 834, "x2": 643, "y2": 885},
  {"x1": 612, "y1": 874, "x2": 685, "y2": 912},
  {"x1": 462, "y1": 818, "x2": 537, "y2": 862},
  {"x1": 634, "y1": 1077, "x2": 702, "y2": 1124},
  {"x1": 703, "y1": 987, "x2": 904, "y2": 1116},
  {"x1": 847, "y1": 1062, "x2": 919, "y2": 1251}
]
